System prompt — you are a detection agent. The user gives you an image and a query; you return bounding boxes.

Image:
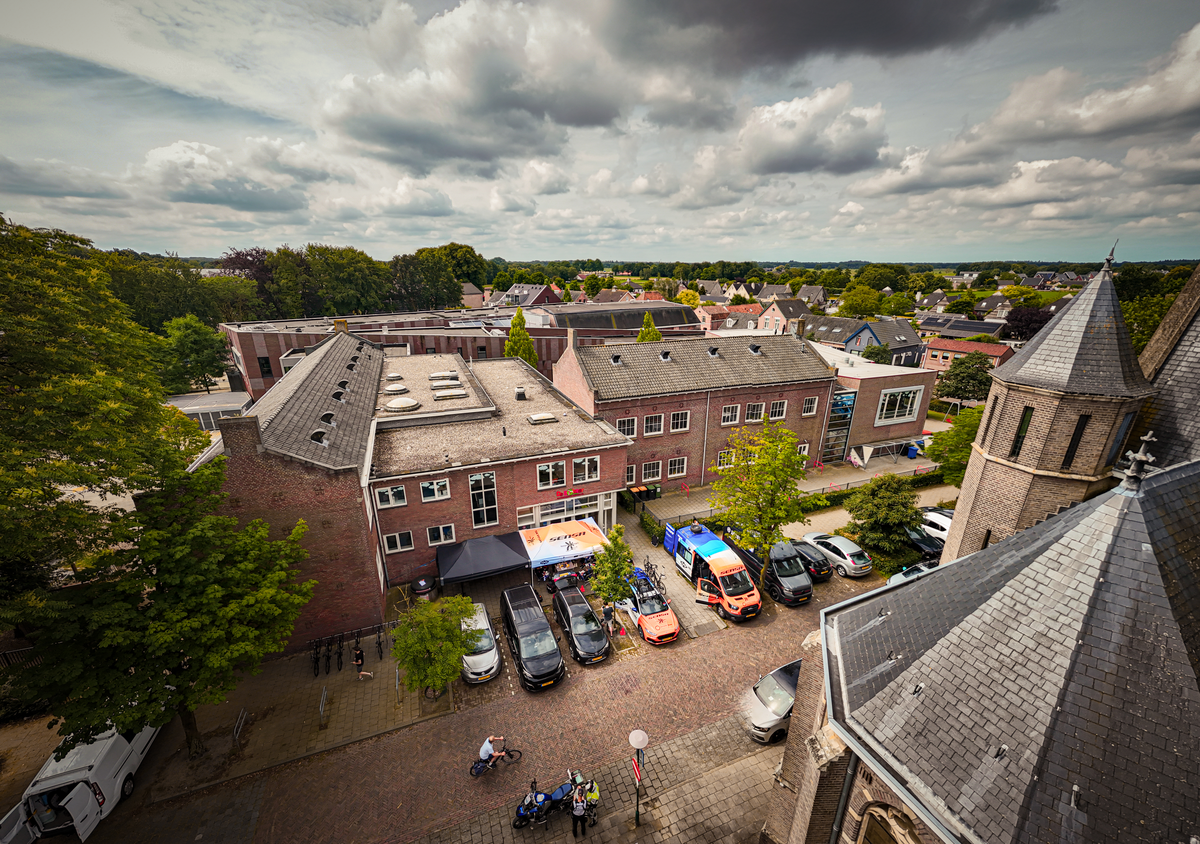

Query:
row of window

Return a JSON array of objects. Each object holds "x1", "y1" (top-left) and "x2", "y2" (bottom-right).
[
  {"x1": 376, "y1": 472, "x2": 498, "y2": 529},
  {"x1": 621, "y1": 443, "x2": 813, "y2": 485},
  {"x1": 537, "y1": 456, "x2": 599, "y2": 489},
  {"x1": 384, "y1": 524, "x2": 454, "y2": 553},
  {"x1": 615, "y1": 398, "x2": 817, "y2": 439}
]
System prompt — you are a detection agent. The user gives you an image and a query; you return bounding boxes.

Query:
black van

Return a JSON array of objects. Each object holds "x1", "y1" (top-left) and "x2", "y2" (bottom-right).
[
  {"x1": 501, "y1": 584, "x2": 567, "y2": 691},
  {"x1": 551, "y1": 586, "x2": 610, "y2": 665},
  {"x1": 724, "y1": 533, "x2": 815, "y2": 606}
]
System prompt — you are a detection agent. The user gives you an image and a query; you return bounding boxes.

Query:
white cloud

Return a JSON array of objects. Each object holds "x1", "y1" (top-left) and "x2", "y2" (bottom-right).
[
  {"x1": 521, "y1": 160, "x2": 572, "y2": 195},
  {"x1": 489, "y1": 186, "x2": 536, "y2": 214}
]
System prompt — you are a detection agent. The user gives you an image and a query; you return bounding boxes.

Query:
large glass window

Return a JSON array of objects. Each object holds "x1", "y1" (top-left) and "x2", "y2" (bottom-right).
[
  {"x1": 721, "y1": 405, "x2": 740, "y2": 426},
  {"x1": 642, "y1": 461, "x2": 662, "y2": 482},
  {"x1": 876, "y1": 388, "x2": 923, "y2": 424},
  {"x1": 376, "y1": 485, "x2": 407, "y2": 508},
  {"x1": 573, "y1": 456, "x2": 599, "y2": 483},
  {"x1": 384, "y1": 531, "x2": 413, "y2": 553},
  {"x1": 470, "y1": 472, "x2": 498, "y2": 528},
  {"x1": 421, "y1": 479, "x2": 450, "y2": 502},
  {"x1": 1010, "y1": 407, "x2": 1034, "y2": 458},
  {"x1": 667, "y1": 457, "x2": 687, "y2": 478},
  {"x1": 616, "y1": 417, "x2": 636, "y2": 437},
  {"x1": 746, "y1": 402, "x2": 765, "y2": 422},
  {"x1": 769, "y1": 400, "x2": 787, "y2": 421},
  {"x1": 538, "y1": 461, "x2": 566, "y2": 489},
  {"x1": 670, "y1": 411, "x2": 690, "y2": 432},
  {"x1": 644, "y1": 414, "x2": 664, "y2": 435},
  {"x1": 1106, "y1": 411, "x2": 1137, "y2": 466},
  {"x1": 257, "y1": 356, "x2": 274, "y2": 377},
  {"x1": 427, "y1": 524, "x2": 455, "y2": 545},
  {"x1": 1061, "y1": 415, "x2": 1091, "y2": 471}
]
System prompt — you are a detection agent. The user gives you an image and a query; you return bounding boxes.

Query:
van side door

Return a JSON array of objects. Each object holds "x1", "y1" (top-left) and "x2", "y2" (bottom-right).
[
  {"x1": 59, "y1": 783, "x2": 102, "y2": 842},
  {"x1": 0, "y1": 802, "x2": 36, "y2": 844},
  {"x1": 695, "y1": 579, "x2": 720, "y2": 606}
]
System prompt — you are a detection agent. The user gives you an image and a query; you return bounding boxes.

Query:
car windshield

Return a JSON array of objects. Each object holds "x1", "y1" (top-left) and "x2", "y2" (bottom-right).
[
  {"x1": 467, "y1": 627, "x2": 495, "y2": 655},
  {"x1": 772, "y1": 554, "x2": 805, "y2": 577},
  {"x1": 849, "y1": 550, "x2": 871, "y2": 566},
  {"x1": 639, "y1": 595, "x2": 667, "y2": 615},
  {"x1": 518, "y1": 629, "x2": 558, "y2": 658},
  {"x1": 570, "y1": 611, "x2": 603, "y2": 636},
  {"x1": 904, "y1": 527, "x2": 925, "y2": 541},
  {"x1": 754, "y1": 674, "x2": 795, "y2": 718},
  {"x1": 718, "y1": 569, "x2": 755, "y2": 596}
]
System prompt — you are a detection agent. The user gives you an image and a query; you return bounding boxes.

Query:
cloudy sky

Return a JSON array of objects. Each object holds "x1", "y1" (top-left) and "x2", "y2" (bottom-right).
[{"x1": 2, "y1": 0, "x2": 1199, "y2": 262}]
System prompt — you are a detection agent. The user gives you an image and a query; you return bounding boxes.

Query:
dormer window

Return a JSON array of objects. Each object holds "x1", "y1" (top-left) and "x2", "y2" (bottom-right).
[
  {"x1": 749, "y1": 344, "x2": 762, "y2": 355},
  {"x1": 350, "y1": 355, "x2": 360, "y2": 363},
  {"x1": 610, "y1": 354, "x2": 621, "y2": 365},
  {"x1": 659, "y1": 350, "x2": 671, "y2": 361},
  {"x1": 707, "y1": 347, "x2": 719, "y2": 357},
  {"x1": 346, "y1": 363, "x2": 356, "y2": 372},
  {"x1": 320, "y1": 412, "x2": 335, "y2": 425},
  {"x1": 332, "y1": 391, "x2": 345, "y2": 402},
  {"x1": 310, "y1": 431, "x2": 328, "y2": 445}
]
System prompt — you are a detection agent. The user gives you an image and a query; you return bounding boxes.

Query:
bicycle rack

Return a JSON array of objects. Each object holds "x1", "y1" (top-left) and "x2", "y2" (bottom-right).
[
  {"x1": 395, "y1": 666, "x2": 402, "y2": 706},
  {"x1": 232, "y1": 707, "x2": 248, "y2": 749},
  {"x1": 318, "y1": 686, "x2": 329, "y2": 731}
]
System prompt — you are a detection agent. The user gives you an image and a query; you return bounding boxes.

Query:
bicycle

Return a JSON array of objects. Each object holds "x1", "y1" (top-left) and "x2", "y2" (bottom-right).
[
  {"x1": 335, "y1": 633, "x2": 344, "y2": 672},
  {"x1": 375, "y1": 624, "x2": 385, "y2": 660},
  {"x1": 323, "y1": 636, "x2": 333, "y2": 675},
  {"x1": 469, "y1": 739, "x2": 523, "y2": 777},
  {"x1": 309, "y1": 639, "x2": 320, "y2": 678}
]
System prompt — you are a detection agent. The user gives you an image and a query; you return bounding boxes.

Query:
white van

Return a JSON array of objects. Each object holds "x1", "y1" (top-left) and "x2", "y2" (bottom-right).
[{"x1": 0, "y1": 724, "x2": 159, "y2": 843}]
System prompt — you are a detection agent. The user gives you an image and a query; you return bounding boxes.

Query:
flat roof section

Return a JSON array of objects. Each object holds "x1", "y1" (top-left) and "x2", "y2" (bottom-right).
[
  {"x1": 168, "y1": 392, "x2": 252, "y2": 413},
  {"x1": 808, "y1": 343, "x2": 935, "y2": 379}
]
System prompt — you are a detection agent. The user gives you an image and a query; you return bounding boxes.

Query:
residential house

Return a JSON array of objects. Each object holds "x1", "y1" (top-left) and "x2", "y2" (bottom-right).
[
  {"x1": 554, "y1": 334, "x2": 837, "y2": 492},
  {"x1": 592, "y1": 288, "x2": 635, "y2": 304},
  {"x1": 461, "y1": 283, "x2": 485, "y2": 308},
  {"x1": 842, "y1": 317, "x2": 924, "y2": 367},
  {"x1": 695, "y1": 280, "x2": 723, "y2": 297},
  {"x1": 916, "y1": 315, "x2": 1007, "y2": 340},
  {"x1": 637, "y1": 291, "x2": 667, "y2": 302},
  {"x1": 753, "y1": 284, "x2": 794, "y2": 303},
  {"x1": 694, "y1": 305, "x2": 730, "y2": 330},
  {"x1": 1042, "y1": 294, "x2": 1074, "y2": 316},
  {"x1": 726, "y1": 302, "x2": 764, "y2": 319},
  {"x1": 756, "y1": 299, "x2": 813, "y2": 334},
  {"x1": 920, "y1": 337, "x2": 1015, "y2": 373},
  {"x1": 972, "y1": 293, "x2": 1013, "y2": 319},
  {"x1": 915, "y1": 289, "x2": 949, "y2": 310},
  {"x1": 799, "y1": 314, "x2": 867, "y2": 350},
  {"x1": 484, "y1": 283, "x2": 562, "y2": 308},
  {"x1": 794, "y1": 285, "x2": 828, "y2": 310}
]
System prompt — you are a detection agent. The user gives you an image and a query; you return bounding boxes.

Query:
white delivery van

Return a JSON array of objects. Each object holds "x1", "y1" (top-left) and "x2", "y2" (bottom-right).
[{"x1": 0, "y1": 724, "x2": 159, "y2": 843}]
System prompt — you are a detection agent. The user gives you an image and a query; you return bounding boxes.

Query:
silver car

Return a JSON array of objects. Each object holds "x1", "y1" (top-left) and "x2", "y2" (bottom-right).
[
  {"x1": 461, "y1": 602, "x2": 502, "y2": 683},
  {"x1": 742, "y1": 659, "x2": 802, "y2": 744},
  {"x1": 802, "y1": 532, "x2": 873, "y2": 577}
]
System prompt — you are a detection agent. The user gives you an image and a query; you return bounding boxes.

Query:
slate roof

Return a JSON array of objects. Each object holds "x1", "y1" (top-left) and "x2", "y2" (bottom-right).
[
  {"x1": 802, "y1": 315, "x2": 866, "y2": 345},
  {"x1": 249, "y1": 331, "x2": 384, "y2": 471},
  {"x1": 571, "y1": 335, "x2": 834, "y2": 401},
  {"x1": 861, "y1": 317, "x2": 921, "y2": 348},
  {"x1": 823, "y1": 458, "x2": 1200, "y2": 843},
  {"x1": 991, "y1": 256, "x2": 1154, "y2": 398},
  {"x1": 593, "y1": 289, "x2": 633, "y2": 303},
  {"x1": 972, "y1": 294, "x2": 1010, "y2": 312},
  {"x1": 755, "y1": 284, "x2": 793, "y2": 300},
  {"x1": 796, "y1": 285, "x2": 827, "y2": 306},
  {"x1": 539, "y1": 301, "x2": 701, "y2": 331},
  {"x1": 767, "y1": 299, "x2": 813, "y2": 319},
  {"x1": 1132, "y1": 262, "x2": 1200, "y2": 469},
  {"x1": 917, "y1": 290, "x2": 948, "y2": 308},
  {"x1": 461, "y1": 282, "x2": 482, "y2": 296}
]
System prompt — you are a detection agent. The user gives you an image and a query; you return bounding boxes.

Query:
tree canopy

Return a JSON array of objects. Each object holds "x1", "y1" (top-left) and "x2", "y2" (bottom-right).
[
  {"x1": 677, "y1": 288, "x2": 701, "y2": 308},
  {"x1": 636, "y1": 312, "x2": 663, "y2": 343},
  {"x1": 926, "y1": 404, "x2": 984, "y2": 487},
  {"x1": 934, "y1": 351, "x2": 995, "y2": 402},
  {"x1": 589, "y1": 524, "x2": 634, "y2": 608},
  {"x1": 392, "y1": 595, "x2": 480, "y2": 697},
  {"x1": 837, "y1": 286, "x2": 882, "y2": 317},
  {"x1": 844, "y1": 474, "x2": 923, "y2": 555},
  {"x1": 1004, "y1": 306, "x2": 1055, "y2": 340},
  {"x1": 504, "y1": 307, "x2": 539, "y2": 368},
  {"x1": 860, "y1": 342, "x2": 892, "y2": 364},
  {"x1": 161, "y1": 314, "x2": 230, "y2": 394}
]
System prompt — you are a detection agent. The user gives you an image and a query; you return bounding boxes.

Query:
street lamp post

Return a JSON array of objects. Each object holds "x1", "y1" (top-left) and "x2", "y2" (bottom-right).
[{"x1": 629, "y1": 729, "x2": 649, "y2": 827}]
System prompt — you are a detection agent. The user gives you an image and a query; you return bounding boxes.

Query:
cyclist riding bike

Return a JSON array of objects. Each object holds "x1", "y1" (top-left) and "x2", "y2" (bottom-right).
[{"x1": 480, "y1": 734, "x2": 505, "y2": 767}]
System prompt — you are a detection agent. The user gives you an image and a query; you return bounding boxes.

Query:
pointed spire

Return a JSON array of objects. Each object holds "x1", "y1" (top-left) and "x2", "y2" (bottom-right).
[{"x1": 991, "y1": 247, "x2": 1154, "y2": 398}]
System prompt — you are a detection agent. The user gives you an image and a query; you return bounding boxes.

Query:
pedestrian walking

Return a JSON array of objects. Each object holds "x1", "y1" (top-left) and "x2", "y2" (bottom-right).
[
  {"x1": 353, "y1": 646, "x2": 372, "y2": 679},
  {"x1": 571, "y1": 784, "x2": 588, "y2": 837}
]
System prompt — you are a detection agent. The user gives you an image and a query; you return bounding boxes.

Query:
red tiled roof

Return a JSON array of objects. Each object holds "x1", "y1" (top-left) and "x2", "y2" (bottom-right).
[
  {"x1": 925, "y1": 338, "x2": 1014, "y2": 356},
  {"x1": 727, "y1": 303, "x2": 764, "y2": 315}
]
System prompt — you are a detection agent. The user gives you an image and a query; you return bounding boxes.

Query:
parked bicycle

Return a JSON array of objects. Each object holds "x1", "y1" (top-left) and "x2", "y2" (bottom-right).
[
  {"x1": 323, "y1": 636, "x2": 333, "y2": 675},
  {"x1": 309, "y1": 639, "x2": 320, "y2": 678},
  {"x1": 470, "y1": 738, "x2": 523, "y2": 777},
  {"x1": 335, "y1": 633, "x2": 344, "y2": 671},
  {"x1": 375, "y1": 624, "x2": 385, "y2": 660}
]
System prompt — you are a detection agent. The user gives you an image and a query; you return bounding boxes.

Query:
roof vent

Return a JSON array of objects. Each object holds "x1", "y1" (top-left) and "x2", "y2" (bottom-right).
[
  {"x1": 659, "y1": 350, "x2": 671, "y2": 361},
  {"x1": 386, "y1": 372, "x2": 403, "y2": 381},
  {"x1": 382, "y1": 397, "x2": 421, "y2": 413},
  {"x1": 338, "y1": 380, "x2": 350, "y2": 389},
  {"x1": 515, "y1": 387, "x2": 526, "y2": 400},
  {"x1": 346, "y1": 363, "x2": 356, "y2": 372},
  {"x1": 433, "y1": 388, "x2": 468, "y2": 401},
  {"x1": 385, "y1": 384, "x2": 409, "y2": 395},
  {"x1": 309, "y1": 431, "x2": 328, "y2": 445},
  {"x1": 610, "y1": 354, "x2": 622, "y2": 365},
  {"x1": 707, "y1": 347, "x2": 719, "y2": 357},
  {"x1": 320, "y1": 412, "x2": 335, "y2": 425},
  {"x1": 749, "y1": 344, "x2": 762, "y2": 355},
  {"x1": 528, "y1": 412, "x2": 559, "y2": 425},
  {"x1": 350, "y1": 355, "x2": 359, "y2": 363},
  {"x1": 332, "y1": 391, "x2": 345, "y2": 402},
  {"x1": 429, "y1": 371, "x2": 458, "y2": 381}
]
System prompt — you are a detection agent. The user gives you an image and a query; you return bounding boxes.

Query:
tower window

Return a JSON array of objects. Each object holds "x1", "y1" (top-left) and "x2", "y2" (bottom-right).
[
  {"x1": 1106, "y1": 411, "x2": 1137, "y2": 466},
  {"x1": 1060, "y1": 415, "x2": 1091, "y2": 471},
  {"x1": 1009, "y1": 407, "x2": 1034, "y2": 458},
  {"x1": 982, "y1": 529, "x2": 992, "y2": 549}
]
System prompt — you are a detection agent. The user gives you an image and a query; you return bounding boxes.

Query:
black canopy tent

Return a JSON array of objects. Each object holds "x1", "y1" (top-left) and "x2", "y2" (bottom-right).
[{"x1": 436, "y1": 532, "x2": 531, "y2": 585}]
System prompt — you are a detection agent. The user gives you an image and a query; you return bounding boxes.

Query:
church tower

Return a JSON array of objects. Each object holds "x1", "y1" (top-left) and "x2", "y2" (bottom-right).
[{"x1": 941, "y1": 251, "x2": 1156, "y2": 562}]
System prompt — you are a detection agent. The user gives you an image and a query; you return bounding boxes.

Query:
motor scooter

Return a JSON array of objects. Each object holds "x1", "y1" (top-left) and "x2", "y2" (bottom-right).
[{"x1": 512, "y1": 770, "x2": 586, "y2": 829}]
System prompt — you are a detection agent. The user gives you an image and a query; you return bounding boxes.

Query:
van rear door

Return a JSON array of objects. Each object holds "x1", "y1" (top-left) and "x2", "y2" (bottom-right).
[
  {"x1": 59, "y1": 784, "x2": 100, "y2": 842},
  {"x1": 0, "y1": 803, "x2": 36, "y2": 844}
]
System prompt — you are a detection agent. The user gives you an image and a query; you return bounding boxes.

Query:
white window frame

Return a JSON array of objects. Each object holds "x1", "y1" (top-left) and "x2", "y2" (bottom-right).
[
  {"x1": 537, "y1": 461, "x2": 566, "y2": 489},
  {"x1": 642, "y1": 461, "x2": 662, "y2": 482},
  {"x1": 716, "y1": 450, "x2": 733, "y2": 468},
  {"x1": 573, "y1": 456, "x2": 600, "y2": 484},
  {"x1": 667, "y1": 457, "x2": 687, "y2": 478},
  {"x1": 427, "y1": 524, "x2": 456, "y2": 546},
  {"x1": 384, "y1": 531, "x2": 414, "y2": 554},
  {"x1": 625, "y1": 465, "x2": 635, "y2": 485},
  {"x1": 798, "y1": 443, "x2": 810, "y2": 457},
  {"x1": 644, "y1": 414, "x2": 664, "y2": 436},
  {"x1": 769, "y1": 400, "x2": 787, "y2": 421},
  {"x1": 670, "y1": 410, "x2": 690, "y2": 432},
  {"x1": 876, "y1": 386, "x2": 924, "y2": 425},
  {"x1": 746, "y1": 402, "x2": 765, "y2": 423},
  {"x1": 375, "y1": 485, "x2": 407, "y2": 508},
  {"x1": 802, "y1": 396, "x2": 818, "y2": 417},
  {"x1": 616, "y1": 417, "x2": 637, "y2": 438},
  {"x1": 470, "y1": 471, "x2": 498, "y2": 529},
  {"x1": 721, "y1": 405, "x2": 740, "y2": 426},
  {"x1": 420, "y1": 478, "x2": 450, "y2": 502}
]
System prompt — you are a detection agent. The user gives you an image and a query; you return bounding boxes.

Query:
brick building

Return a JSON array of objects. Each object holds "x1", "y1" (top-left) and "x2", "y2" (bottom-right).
[
  {"x1": 202, "y1": 323, "x2": 628, "y2": 648},
  {"x1": 553, "y1": 333, "x2": 837, "y2": 492},
  {"x1": 919, "y1": 337, "x2": 1015, "y2": 373}
]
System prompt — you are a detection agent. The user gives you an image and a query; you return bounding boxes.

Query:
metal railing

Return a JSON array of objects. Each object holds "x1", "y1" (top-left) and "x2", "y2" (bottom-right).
[
  {"x1": 0, "y1": 647, "x2": 39, "y2": 670},
  {"x1": 318, "y1": 686, "x2": 329, "y2": 730},
  {"x1": 232, "y1": 708, "x2": 248, "y2": 748}
]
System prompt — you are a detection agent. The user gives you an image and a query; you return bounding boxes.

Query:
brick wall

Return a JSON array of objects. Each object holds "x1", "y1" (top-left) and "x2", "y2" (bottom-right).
[
  {"x1": 551, "y1": 343, "x2": 596, "y2": 415},
  {"x1": 835, "y1": 765, "x2": 939, "y2": 844},
  {"x1": 836, "y1": 370, "x2": 935, "y2": 451},
  {"x1": 217, "y1": 418, "x2": 384, "y2": 651}
]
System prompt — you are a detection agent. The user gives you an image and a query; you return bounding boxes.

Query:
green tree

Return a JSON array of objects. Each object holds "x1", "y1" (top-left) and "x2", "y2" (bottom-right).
[
  {"x1": 392, "y1": 595, "x2": 479, "y2": 697},
  {"x1": 589, "y1": 524, "x2": 634, "y2": 608},
  {"x1": 838, "y1": 286, "x2": 883, "y2": 317},
  {"x1": 201, "y1": 275, "x2": 261, "y2": 324},
  {"x1": 861, "y1": 342, "x2": 892, "y2": 364},
  {"x1": 492, "y1": 271, "x2": 514, "y2": 293},
  {"x1": 942, "y1": 298, "x2": 978, "y2": 318},
  {"x1": 1121, "y1": 295, "x2": 1175, "y2": 355},
  {"x1": 102, "y1": 252, "x2": 216, "y2": 332},
  {"x1": 708, "y1": 416, "x2": 823, "y2": 591},
  {"x1": 962, "y1": 333, "x2": 1000, "y2": 344},
  {"x1": 677, "y1": 288, "x2": 701, "y2": 308},
  {"x1": 161, "y1": 314, "x2": 229, "y2": 394},
  {"x1": 305, "y1": 244, "x2": 389, "y2": 315},
  {"x1": 934, "y1": 351, "x2": 995, "y2": 402},
  {"x1": 386, "y1": 251, "x2": 460, "y2": 311},
  {"x1": 728, "y1": 294, "x2": 753, "y2": 306},
  {"x1": 504, "y1": 307, "x2": 539, "y2": 368},
  {"x1": 879, "y1": 293, "x2": 915, "y2": 315},
  {"x1": 0, "y1": 215, "x2": 170, "y2": 595},
  {"x1": 583, "y1": 276, "x2": 602, "y2": 298},
  {"x1": 432, "y1": 242, "x2": 489, "y2": 291},
  {"x1": 926, "y1": 404, "x2": 985, "y2": 487},
  {"x1": 999, "y1": 285, "x2": 1041, "y2": 308},
  {"x1": 7, "y1": 452, "x2": 313, "y2": 759},
  {"x1": 1005, "y1": 307, "x2": 1054, "y2": 341},
  {"x1": 844, "y1": 475, "x2": 923, "y2": 556},
  {"x1": 636, "y1": 312, "x2": 663, "y2": 343}
]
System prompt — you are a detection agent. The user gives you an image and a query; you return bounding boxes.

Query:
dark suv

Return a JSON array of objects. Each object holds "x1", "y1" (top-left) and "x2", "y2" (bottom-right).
[
  {"x1": 723, "y1": 532, "x2": 815, "y2": 606},
  {"x1": 551, "y1": 587, "x2": 610, "y2": 665},
  {"x1": 501, "y1": 584, "x2": 566, "y2": 692}
]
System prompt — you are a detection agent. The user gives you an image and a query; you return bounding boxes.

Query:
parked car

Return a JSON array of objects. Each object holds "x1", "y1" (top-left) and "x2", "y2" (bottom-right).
[
  {"x1": 919, "y1": 507, "x2": 954, "y2": 541},
  {"x1": 667, "y1": 523, "x2": 761, "y2": 621},
  {"x1": 723, "y1": 532, "x2": 814, "y2": 606},
  {"x1": 1, "y1": 724, "x2": 160, "y2": 842},
  {"x1": 788, "y1": 540, "x2": 833, "y2": 582},
  {"x1": 551, "y1": 587, "x2": 610, "y2": 665},
  {"x1": 616, "y1": 574, "x2": 680, "y2": 644},
  {"x1": 887, "y1": 561, "x2": 939, "y2": 586},
  {"x1": 802, "y1": 533, "x2": 873, "y2": 578},
  {"x1": 904, "y1": 525, "x2": 944, "y2": 559},
  {"x1": 742, "y1": 659, "x2": 803, "y2": 744},
  {"x1": 460, "y1": 602, "x2": 502, "y2": 684},
  {"x1": 501, "y1": 584, "x2": 566, "y2": 692}
]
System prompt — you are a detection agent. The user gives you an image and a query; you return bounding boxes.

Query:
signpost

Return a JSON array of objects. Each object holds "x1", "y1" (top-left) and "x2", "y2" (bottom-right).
[{"x1": 629, "y1": 729, "x2": 649, "y2": 826}]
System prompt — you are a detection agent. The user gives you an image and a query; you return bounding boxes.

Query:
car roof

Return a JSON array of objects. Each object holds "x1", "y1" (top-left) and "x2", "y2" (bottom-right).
[
  {"x1": 557, "y1": 587, "x2": 590, "y2": 611},
  {"x1": 923, "y1": 511, "x2": 954, "y2": 526},
  {"x1": 826, "y1": 535, "x2": 862, "y2": 552},
  {"x1": 766, "y1": 659, "x2": 803, "y2": 694},
  {"x1": 708, "y1": 557, "x2": 747, "y2": 577},
  {"x1": 804, "y1": 532, "x2": 833, "y2": 541},
  {"x1": 462, "y1": 602, "x2": 490, "y2": 630}
]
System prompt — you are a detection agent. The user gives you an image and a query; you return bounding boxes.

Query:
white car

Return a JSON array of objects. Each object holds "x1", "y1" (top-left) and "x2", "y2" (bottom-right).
[
  {"x1": 460, "y1": 602, "x2": 502, "y2": 684},
  {"x1": 920, "y1": 507, "x2": 954, "y2": 542},
  {"x1": 801, "y1": 532, "x2": 873, "y2": 577}
]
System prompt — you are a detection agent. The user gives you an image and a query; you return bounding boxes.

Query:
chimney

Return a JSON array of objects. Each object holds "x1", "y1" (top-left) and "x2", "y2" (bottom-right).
[
  {"x1": 516, "y1": 387, "x2": 526, "y2": 401},
  {"x1": 217, "y1": 415, "x2": 264, "y2": 457},
  {"x1": 567, "y1": 328, "x2": 577, "y2": 349},
  {"x1": 797, "y1": 317, "x2": 807, "y2": 338},
  {"x1": 334, "y1": 319, "x2": 348, "y2": 334}
]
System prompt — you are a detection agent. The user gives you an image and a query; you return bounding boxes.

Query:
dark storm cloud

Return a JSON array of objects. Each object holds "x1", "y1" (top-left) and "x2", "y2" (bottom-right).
[
  {"x1": 602, "y1": 0, "x2": 1057, "y2": 75},
  {"x1": 164, "y1": 178, "x2": 308, "y2": 213}
]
